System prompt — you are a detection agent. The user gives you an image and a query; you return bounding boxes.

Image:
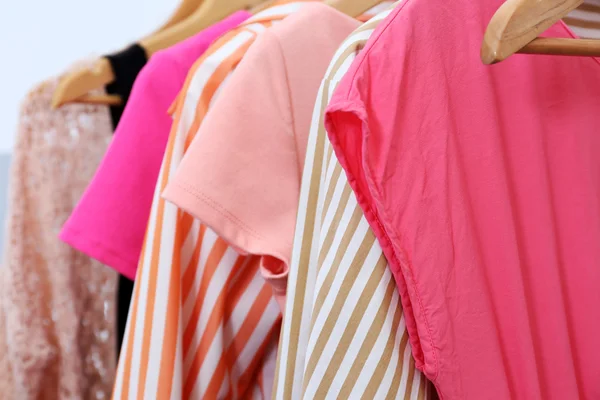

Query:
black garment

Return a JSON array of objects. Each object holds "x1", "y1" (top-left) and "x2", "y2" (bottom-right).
[
  {"x1": 104, "y1": 43, "x2": 148, "y2": 356},
  {"x1": 105, "y1": 44, "x2": 148, "y2": 124}
]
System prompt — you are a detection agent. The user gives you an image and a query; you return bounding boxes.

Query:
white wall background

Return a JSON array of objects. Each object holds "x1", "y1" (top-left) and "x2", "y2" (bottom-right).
[{"x1": 0, "y1": 0, "x2": 179, "y2": 153}]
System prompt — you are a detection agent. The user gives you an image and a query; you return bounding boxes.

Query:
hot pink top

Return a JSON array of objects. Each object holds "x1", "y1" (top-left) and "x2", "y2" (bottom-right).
[
  {"x1": 59, "y1": 11, "x2": 250, "y2": 280},
  {"x1": 325, "y1": 0, "x2": 600, "y2": 398}
]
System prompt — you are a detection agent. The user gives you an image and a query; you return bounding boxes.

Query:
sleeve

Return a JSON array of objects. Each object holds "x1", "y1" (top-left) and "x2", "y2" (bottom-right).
[
  {"x1": 162, "y1": 31, "x2": 295, "y2": 304},
  {"x1": 59, "y1": 58, "x2": 185, "y2": 280},
  {"x1": 324, "y1": 16, "x2": 437, "y2": 380}
]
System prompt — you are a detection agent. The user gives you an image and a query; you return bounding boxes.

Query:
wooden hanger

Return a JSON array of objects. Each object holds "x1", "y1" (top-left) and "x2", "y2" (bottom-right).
[
  {"x1": 481, "y1": 0, "x2": 600, "y2": 64},
  {"x1": 250, "y1": 0, "x2": 276, "y2": 14},
  {"x1": 139, "y1": 0, "x2": 269, "y2": 55},
  {"x1": 152, "y1": 0, "x2": 206, "y2": 33},
  {"x1": 52, "y1": 58, "x2": 120, "y2": 108},
  {"x1": 52, "y1": 0, "x2": 207, "y2": 109},
  {"x1": 326, "y1": 0, "x2": 382, "y2": 17}
]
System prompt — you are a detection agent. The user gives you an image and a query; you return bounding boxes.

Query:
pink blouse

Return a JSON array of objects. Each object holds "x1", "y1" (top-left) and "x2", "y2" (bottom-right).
[{"x1": 326, "y1": 0, "x2": 600, "y2": 398}]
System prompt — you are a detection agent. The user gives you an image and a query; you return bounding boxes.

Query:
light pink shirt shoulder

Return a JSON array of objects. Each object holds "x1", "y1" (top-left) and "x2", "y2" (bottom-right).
[
  {"x1": 163, "y1": 3, "x2": 360, "y2": 309},
  {"x1": 59, "y1": 11, "x2": 250, "y2": 279}
]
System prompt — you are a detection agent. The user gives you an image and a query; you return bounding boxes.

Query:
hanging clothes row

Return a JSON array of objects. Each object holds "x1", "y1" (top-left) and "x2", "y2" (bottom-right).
[{"x1": 4, "y1": 0, "x2": 600, "y2": 398}]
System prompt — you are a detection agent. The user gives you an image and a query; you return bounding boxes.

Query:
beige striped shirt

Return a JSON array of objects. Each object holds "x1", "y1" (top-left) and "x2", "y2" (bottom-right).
[
  {"x1": 273, "y1": 3, "x2": 437, "y2": 399},
  {"x1": 564, "y1": 0, "x2": 600, "y2": 39}
]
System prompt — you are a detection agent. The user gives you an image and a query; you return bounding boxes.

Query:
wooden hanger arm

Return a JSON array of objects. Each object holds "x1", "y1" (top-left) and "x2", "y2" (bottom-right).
[
  {"x1": 325, "y1": 0, "x2": 383, "y2": 18},
  {"x1": 250, "y1": 0, "x2": 276, "y2": 14},
  {"x1": 152, "y1": 0, "x2": 205, "y2": 33},
  {"x1": 481, "y1": 0, "x2": 584, "y2": 64},
  {"x1": 518, "y1": 37, "x2": 600, "y2": 57},
  {"x1": 73, "y1": 94, "x2": 123, "y2": 106},
  {"x1": 52, "y1": 58, "x2": 116, "y2": 108},
  {"x1": 140, "y1": 0, "x2": 268, "y2": 56}
]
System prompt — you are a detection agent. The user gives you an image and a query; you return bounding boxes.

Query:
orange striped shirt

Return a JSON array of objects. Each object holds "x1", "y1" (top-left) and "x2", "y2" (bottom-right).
[{"x1": 111, "y1": 4, "x2": 312, "y2": 399}]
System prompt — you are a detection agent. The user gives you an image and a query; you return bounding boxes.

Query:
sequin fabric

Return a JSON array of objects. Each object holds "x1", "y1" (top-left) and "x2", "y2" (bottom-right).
[{"x1": 0, "y1": 61, "x2": 118, "y2": 400}]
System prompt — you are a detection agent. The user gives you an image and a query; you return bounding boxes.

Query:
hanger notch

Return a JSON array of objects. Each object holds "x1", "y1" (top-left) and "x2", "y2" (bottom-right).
[{"x1": 482, "y1": 0, "x2": 587, "y2": 64}]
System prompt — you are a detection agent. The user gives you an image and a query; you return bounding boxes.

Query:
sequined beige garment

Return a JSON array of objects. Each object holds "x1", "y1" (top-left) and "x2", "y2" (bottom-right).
[{"x1": 0, "y1": 63, "x2": 118, "y2": 400}]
